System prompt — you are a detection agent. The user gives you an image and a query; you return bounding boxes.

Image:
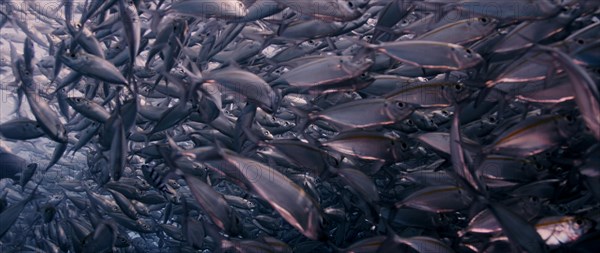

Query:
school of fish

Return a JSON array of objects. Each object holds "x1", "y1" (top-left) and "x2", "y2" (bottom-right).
[{"x1": 1, "y1": 0, "x2": 600, "y2": 252}]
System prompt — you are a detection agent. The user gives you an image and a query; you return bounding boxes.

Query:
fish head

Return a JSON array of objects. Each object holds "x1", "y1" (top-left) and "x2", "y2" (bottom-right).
[
  {"x1": 41, "y1": 205, "x2": 57, "y2": 223},
  {"x1": 384, "y1": 99, "x2": 417, "y2": 122},
  {"x1": 134, "y1": 178, "x2": 151, "y2": 190},
  {"x1": 472, "y1": 17, "x2": 499, "y2": 32},
  {"x1": 391, "y1": 137, "x2": 413, "y2": 161},
  {"x1": 115, "y1": 234, "x2": 131, "y2": 247},
  {"x1": 136, "y1": 219, "x2": 157, "y2": 233},
  {"x1": 450, "y1": 46, "x2": 483, "y2": 70},
  {"x1": 335, "y1": 0, "x2": 363, "y2": 21},
  {"x1": 60, "y1": 51, "x2": 86, "y2": 67},
  {"x1": 227, "y1": 209, "x2": 243, "y2": 236},
  {"x1": 347, "y1": 55, "x2": 375, "y2": 73},
  {"x1": 66, "y1": 97, "x2": 85, "y2": 107},
  {"x1": 555, "y1": 110, "x2": 581, "y2": 137},
  {"x1": 105, "y1": 44, "x2": 123, "y2": 59},
  {"x1": 445, "y1": 81, "x2": 473, "y2": 102},
  {"x1": 571, "y1": 216, "x2": 595, "y2": 236}
]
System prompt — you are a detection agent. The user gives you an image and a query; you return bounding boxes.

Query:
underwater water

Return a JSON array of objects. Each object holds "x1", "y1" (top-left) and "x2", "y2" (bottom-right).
[{"x1": 1, "y1": 0, "x2": 600, "y2": 252}]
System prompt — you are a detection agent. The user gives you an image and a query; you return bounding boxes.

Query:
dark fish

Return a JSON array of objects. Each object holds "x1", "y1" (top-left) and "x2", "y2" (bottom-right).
[
  {"x1": 214, "y1": 148, "x2": 326, "y2": 241},
  {"x1": 19, "y1": 163, "x2": 37, "y2": 188},
  {"x1": 0, "y1": 152, "x2": 26, "y2": 181},
  {"x1": 488, "y1": 202, "x2": 549, "y2": 253},
  {"x1": 0, "y1": 118, "x2": 45, "y2": 140},
  {"x1": 184, "y1": 174, "x2": 241, "y2": 235},
  {"x1": 0, "y1": 184, "x2": 38, "y2": 238},
  {"x1": 1, "y1": 0, "x2": 599, "y2": 252}
]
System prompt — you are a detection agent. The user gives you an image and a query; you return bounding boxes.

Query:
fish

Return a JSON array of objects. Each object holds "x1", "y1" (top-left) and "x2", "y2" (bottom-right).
[
  {"x1": 535, "y1": 216, "x2": 594, "y2": 247},
  {"x1": 170, "y1": 0, "x2": 248, "y2": 19},
  {"x1": 208, "y1": 148, "x2": 326, "y2": 241},
  {"x1": 0, "y1": 184, "x2": 39, "y2": 238},
  {"x1": 325, "y1": 130, "x2": 412, "y2": 163},
  {"x1": 396, "y1": 185, "x2": 473, "y2": 213},
  {"x1": 60, "y1": 51, "x2": 128, "y2": 85},
  {"x1": 65, "y1": 97, "x2": 111, "y2": 123},
  {"x1": 118, "y1": 0, "x2": 141, "y2": 68},
  {"x1": 416, "y1": 17, "x2": 498, "y2": 45},
  {"x1": 483, "y1": 113, "x2": 580, "y2": 158},
  {"x1": 0, "y1": 118, "x2": 45, "y2": 140},
  {"x1": 0, "y1": 152, "x2": 27, "y2": 181},
  {"x1": 272, "y1": 55, "x2": 373, "y2": 92},
  {"x1": 540, "y1": 46, "x2": 600, "y2": 140},
  {"x1": 273, "y1": 0, "x2": 362, "y2": 22},
  {"x1": 488, "y1": 202, "x2": 548, "y2": 253},
  {"x1": 23, "y1": 91, "x2": 68, "y2": 143},
  {"x1": 309, "y1": 98, "x2": 417, "y2": 130},
  {"x1": 0, "y1": 0, "x2": 598, "y2": 252},
  {"x1": 361, "y1": 40, "x2": 484, "y2": 71}
]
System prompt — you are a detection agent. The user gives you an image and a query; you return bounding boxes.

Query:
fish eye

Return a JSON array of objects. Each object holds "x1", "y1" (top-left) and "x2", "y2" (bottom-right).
[
  {"x1": 70, "y1": 53, "x2": 76, "y2": 58},
  {"x1": 406, "y1": 119, "x2": 414, "y2": 126},
  {"x1": 488, "y1": 116, "x2": 496, "y2": 123},
  {"x1": 480, "y1": 17, "x2": 488, "y2": 24},
  {"x1": 565, "y1": 114, "x2": 575, "y2": 123},
  {"x1": 441, "y1": 110, "x2": 449, "y2": 116},
  {"x1": 454, "y1": 84, "x2": 463, "y2": 91},
  {"x1": 400, "y1": 142, "x2": 409, "y2": 150},
  {"x1": 576, "y1": 39, "x2": 585, "y2": 45},
  {"x1": 396, "y1": 101, "x2": 405, "y2": 108},
  {"x1": 464, "y1": 49, "x2": 473, "y2": 57},
  {"x1": 347, "y1": 1, "x2": 354, "y2": 8},
  {"x1": 575, "y1": 218, "x2": 584, "y2": 226}
]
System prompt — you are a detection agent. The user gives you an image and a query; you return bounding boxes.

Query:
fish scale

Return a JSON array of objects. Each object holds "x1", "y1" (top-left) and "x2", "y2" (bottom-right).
[{"x1": 0, "y1": 1, "x2": 599, "y2": 252}]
